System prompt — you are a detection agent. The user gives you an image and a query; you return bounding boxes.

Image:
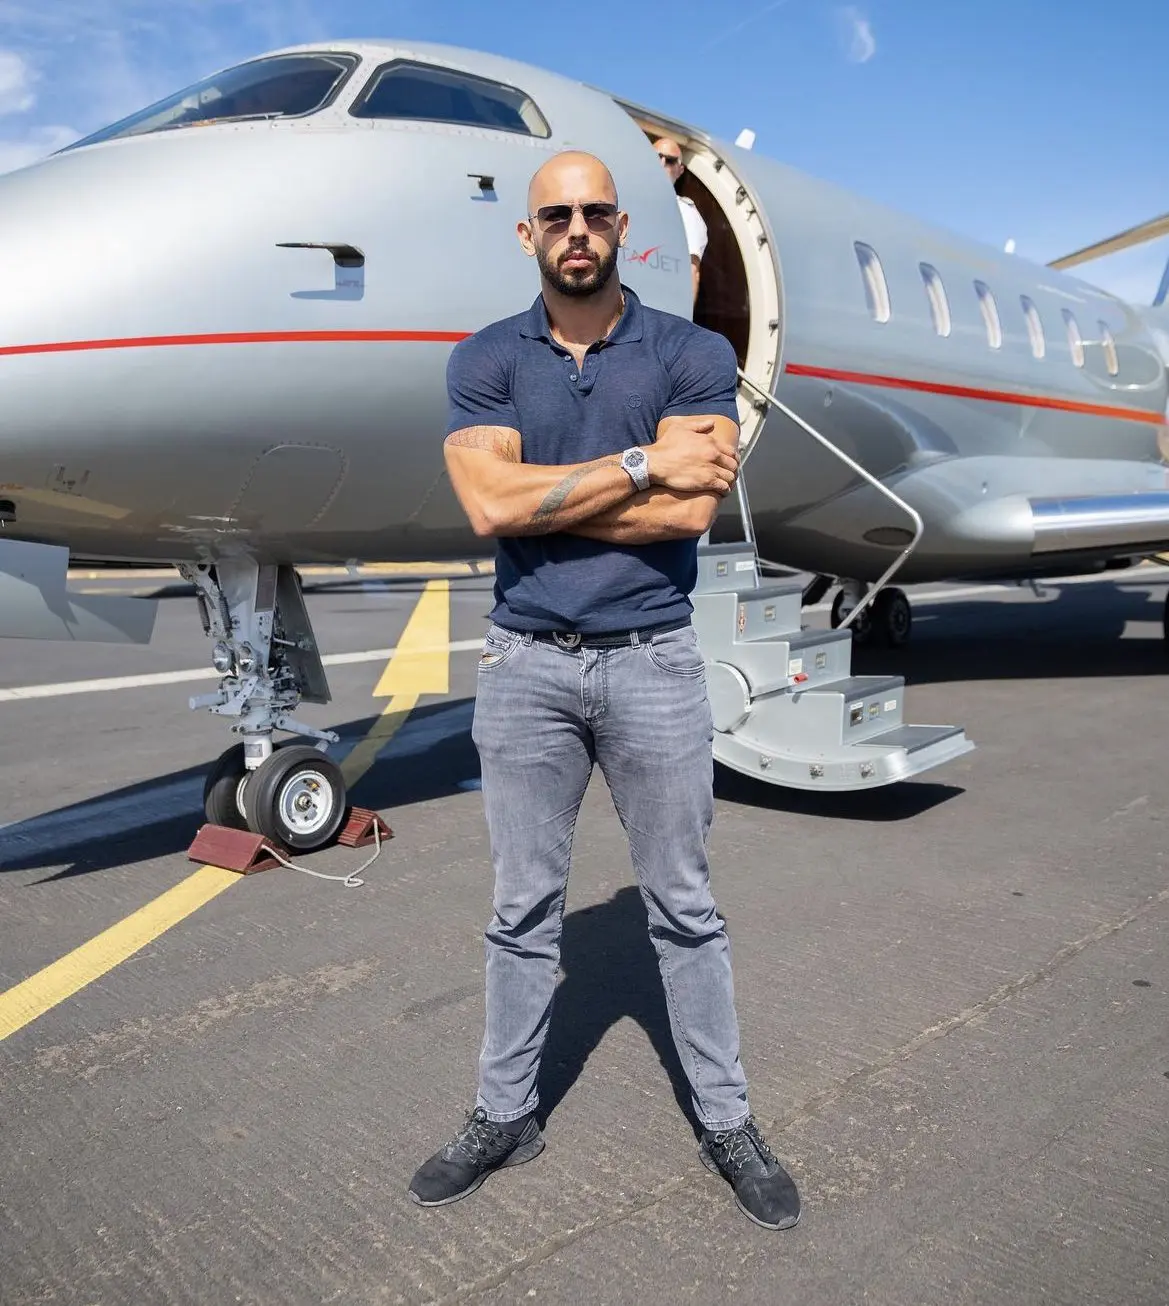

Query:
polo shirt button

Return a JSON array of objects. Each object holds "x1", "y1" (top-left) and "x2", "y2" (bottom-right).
[{"x1": 570, "y1": 373, "x2": 578, "y2": 381}]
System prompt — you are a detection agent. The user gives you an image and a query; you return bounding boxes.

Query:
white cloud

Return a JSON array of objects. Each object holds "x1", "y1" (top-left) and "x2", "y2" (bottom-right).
[
  {"x1": 836, "y1": 6, "x2": 876, "y2": 64},
  {"x1": 0, "y1": 47, "x2": 35, "y2": 114},
  {"x1": 0, "y1": 123, "x2": 77, "y2": 174}
]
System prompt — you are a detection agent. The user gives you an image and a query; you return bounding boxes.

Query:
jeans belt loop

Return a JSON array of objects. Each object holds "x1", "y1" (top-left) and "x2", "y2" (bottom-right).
[{"x1": 630, "y1": 628, "x2": 641, "y2": 648}]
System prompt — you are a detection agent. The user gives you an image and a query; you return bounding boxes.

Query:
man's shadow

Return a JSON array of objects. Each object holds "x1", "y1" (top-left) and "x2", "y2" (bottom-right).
[{"x1": 537, "y1": 885, "x2": 701, "y2": 1137}]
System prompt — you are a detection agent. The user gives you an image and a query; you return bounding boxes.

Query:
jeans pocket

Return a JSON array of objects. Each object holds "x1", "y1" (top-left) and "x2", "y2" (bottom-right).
[
  {"x1": 644, "y1": 626, "x2": 705, "y2": 677},
  {"x1": 479, "y1": 625, "x2": 522, "y2": 671}
]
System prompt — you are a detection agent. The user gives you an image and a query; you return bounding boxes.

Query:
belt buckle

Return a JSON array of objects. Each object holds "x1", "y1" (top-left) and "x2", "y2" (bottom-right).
[{"x1": 552, "y1": 630, "x2": 582, "y2": 650}]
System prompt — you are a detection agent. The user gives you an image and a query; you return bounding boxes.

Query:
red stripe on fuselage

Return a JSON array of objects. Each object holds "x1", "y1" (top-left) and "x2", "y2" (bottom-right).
[
  {"x1": 0, "y1": 329, "x2": 471, "y2": 357},
  {"x1": 0, "y1": 331, "x2": 1161, "y2": 427},
  {"x1": 783, "y1": 361, "x2": 1167, "y2": 426}
]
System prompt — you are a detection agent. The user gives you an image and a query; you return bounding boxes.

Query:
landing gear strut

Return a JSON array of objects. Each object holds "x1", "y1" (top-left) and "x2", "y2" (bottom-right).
[
  {"x1": 831, "y1": 583, "x2": 913, "y2": 648},
  {"x1": 182, "y1": 560, "x2": 346, "y2": 851}
]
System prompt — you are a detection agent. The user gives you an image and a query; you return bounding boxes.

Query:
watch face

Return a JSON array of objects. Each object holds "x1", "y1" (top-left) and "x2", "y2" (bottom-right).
[{"x1": 626, "y1": 449, "x2": 647, "y2": 467}]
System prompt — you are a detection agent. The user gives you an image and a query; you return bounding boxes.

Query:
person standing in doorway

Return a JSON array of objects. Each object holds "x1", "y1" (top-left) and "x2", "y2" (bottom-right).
[
  {"x1": 654, "y1": 135, "x2": 707, "y2": 306},
  {"x1": 408, "y1": 151, "x2": 800, "y2": 1232}
]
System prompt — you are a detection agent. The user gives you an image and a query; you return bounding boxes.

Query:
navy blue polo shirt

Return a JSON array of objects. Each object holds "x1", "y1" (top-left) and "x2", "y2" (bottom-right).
[{"x1": 445, "y1": 285, "x2": 739, "y2": 634}]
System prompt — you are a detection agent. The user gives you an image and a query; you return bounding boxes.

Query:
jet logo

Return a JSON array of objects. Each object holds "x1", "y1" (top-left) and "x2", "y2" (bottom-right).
[{"x1": 620, "y1": 245, "x2": 683, "y2": 275}]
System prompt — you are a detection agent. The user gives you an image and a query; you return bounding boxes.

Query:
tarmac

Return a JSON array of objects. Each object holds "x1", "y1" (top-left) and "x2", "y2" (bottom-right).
[{"x1": 1, "y1": 563, "x2": 1167, "y2": 1305}]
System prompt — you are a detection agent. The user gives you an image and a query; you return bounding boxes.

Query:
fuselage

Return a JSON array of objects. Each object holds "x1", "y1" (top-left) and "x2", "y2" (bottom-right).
[{"x1": 0, "y1": 39, "x2": 1165, "y2": 583}]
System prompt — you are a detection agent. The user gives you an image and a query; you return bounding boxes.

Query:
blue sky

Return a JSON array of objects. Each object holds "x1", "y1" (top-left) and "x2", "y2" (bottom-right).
[{"x1": 0, "y1": 0, "x2": 1164, "y2": 302}]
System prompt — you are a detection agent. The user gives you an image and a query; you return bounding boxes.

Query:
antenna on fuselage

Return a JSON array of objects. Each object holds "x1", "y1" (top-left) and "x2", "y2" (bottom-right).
[{"x1": 735, "y1": 128, "x2": 756, "y2": 150}]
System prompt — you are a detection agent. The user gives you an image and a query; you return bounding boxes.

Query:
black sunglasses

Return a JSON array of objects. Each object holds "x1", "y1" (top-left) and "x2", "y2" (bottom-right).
[
  {"x1": 530, "y1": 202, "x2": 620, "y2": 235},
  {"x1": 657, "y1": 152, "x2": 680, "y2": 166}
]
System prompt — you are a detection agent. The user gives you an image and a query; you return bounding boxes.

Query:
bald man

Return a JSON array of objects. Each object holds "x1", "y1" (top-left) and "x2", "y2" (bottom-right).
[
  {"x1": 654, "y1": 136, "x2": 707, "y2": 305},
  {"x1": 408, "y1": 152, "x2": 800, "y2": 1232}
]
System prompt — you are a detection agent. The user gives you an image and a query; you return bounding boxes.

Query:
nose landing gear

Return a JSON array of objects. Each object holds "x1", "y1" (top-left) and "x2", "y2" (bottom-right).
[
  {"x1": 183, "y1": 560, "x2": 345, "y2": 852},
  {"x1": 243, "y1": 744, "x2": 346, "y2": 850}
]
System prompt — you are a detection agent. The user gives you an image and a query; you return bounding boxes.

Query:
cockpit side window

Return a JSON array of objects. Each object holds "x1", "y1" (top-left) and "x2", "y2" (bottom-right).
[
  {"x1": 64, "y1": 53, "x2": 359, "y2": 150},
  {"x1": 350, "y1": 60, "x2": 550, "y2": 138}
]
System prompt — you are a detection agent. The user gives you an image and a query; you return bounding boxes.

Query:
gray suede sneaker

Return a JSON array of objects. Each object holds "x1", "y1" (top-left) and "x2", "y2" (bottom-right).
[
  {"x1": 699, "y1": 1117, "x2": 801, "y2": 1230},
  {"x1": 408, "y1": 1108, "x2": 544, "y2": 1207}
]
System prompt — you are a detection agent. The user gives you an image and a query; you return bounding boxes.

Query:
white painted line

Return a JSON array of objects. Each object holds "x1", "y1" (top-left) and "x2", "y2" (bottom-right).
[
  {"x1": 1, "y1": 567, "x2": 1164, "y2": 705},
  {"x1": 0, "y1": 639, "x2": 484, "y2": 703}
]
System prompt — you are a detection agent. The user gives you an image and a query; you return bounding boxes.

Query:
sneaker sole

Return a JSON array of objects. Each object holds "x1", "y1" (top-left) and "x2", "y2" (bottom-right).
[
  {"x1": 408, "y1": 1134, "x2": 545, "y2": 1208},
  {"x1": 698, "y1": 1142, "x2": 801, "y2": 1232}
]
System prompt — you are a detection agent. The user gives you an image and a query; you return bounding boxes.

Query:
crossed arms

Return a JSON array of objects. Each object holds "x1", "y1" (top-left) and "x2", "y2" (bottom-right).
[{"x1": 443, "y1": 415, "x2": 740, "y2": 544}]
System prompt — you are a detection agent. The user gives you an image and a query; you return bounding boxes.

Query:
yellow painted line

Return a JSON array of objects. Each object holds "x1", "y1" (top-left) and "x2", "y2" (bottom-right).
[
  {"x1": 373, "y1": 578, "x2": 451, "y2": 697},
  {"x1": 0, "y1": 866, "x2": 237, "y2": 1041},
  {"x1": 341, "y1": 694, "x2": 420, "y2": 787},
  {"x1": 0, "y1": 581, "x2": 454, "y2": 1042}
]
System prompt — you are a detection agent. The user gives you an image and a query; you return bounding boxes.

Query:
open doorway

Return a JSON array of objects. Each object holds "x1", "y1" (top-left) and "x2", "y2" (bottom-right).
[{"x1": 616, "y1": 102, "x2": 783, "y2": 463}]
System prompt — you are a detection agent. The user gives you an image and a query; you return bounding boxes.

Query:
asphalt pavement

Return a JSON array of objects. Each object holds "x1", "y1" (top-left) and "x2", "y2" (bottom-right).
[{"x1": 1, "y1": 565, "x2": 1166, "y2": 1305}]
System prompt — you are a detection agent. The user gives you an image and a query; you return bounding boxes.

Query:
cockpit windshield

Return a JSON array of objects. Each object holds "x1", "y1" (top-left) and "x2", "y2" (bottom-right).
[{"x1": 64, "y1": 53, "x2": 359, "y2": 150}]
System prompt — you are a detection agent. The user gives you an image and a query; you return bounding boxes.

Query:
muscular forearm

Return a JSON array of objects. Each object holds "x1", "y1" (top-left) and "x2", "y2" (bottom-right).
[
  {"x1": 567, "y1": 487, "x2": 718, "y2": 544},
  {"x1": 445, "y1": 433, "x2": 634, "y2": 537}
]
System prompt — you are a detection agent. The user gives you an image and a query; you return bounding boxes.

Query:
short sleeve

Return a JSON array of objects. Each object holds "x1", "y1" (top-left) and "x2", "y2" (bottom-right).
[
  {"x1": 445, "y1": 332, "x2": 520, "y2": 437},
  {"x1": 661, "y1": 329, "x2": 740, "y2": 425},
  {"x1": 678, "y1": 198, "x2": 708, "y2": 260}
]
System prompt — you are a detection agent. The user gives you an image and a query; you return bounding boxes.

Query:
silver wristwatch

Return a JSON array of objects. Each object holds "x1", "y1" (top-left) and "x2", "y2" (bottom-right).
[{"x1": 620, "y1": 446, "x2": 651, "y2": 492}]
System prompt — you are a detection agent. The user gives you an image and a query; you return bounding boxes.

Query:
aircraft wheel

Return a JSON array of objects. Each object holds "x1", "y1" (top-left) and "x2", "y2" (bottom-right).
[
  {"x1": 831, "y1": 589, "x2": 873, "y2": 646},
  {"x1": 243, "y1": 744, "x2": 346, "y2": 851},
  {"x1": 872, "y1": 588, "x2": 913, "y2": 648},
  {"x1": 203, "y1": 744, "x2": 251, "y2": 830}
]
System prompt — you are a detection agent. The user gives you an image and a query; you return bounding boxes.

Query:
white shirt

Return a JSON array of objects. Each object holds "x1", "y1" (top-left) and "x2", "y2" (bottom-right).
[{"x1": 678, "y1": 195, "x2": 708, "y2": 261}]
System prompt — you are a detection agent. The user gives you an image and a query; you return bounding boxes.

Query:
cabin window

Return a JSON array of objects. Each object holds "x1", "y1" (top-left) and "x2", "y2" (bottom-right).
[
  {"x1": 974, "y1": 281, "x2": 1002, "y2": 349},
  {"x1": 854, "y1": 242, "x2": 890, "y2": 323},
  {"x1": 1099, "y1": 321, "x2": 1120, "y2": 376},
  {"x1": 1063, "y1": 310, "x2": 1085, "y2": 367},
  {"x1": 919, "y1": 263, "x2": 951, "y2": 336},
  {"x1": 64, "y1": 53, "x2": 359, "y2": 149},
  {"x1": 1020, "y1": 296, "x2": 1045, "y2": 359},
  {"x1": 351, "y1": 60, "x2": 550, "y2": 137}
]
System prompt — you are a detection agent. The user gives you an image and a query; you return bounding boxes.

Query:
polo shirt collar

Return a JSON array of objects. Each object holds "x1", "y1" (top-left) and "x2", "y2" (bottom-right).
[{"x1": 518, "y1": 283, "x2": 644, "y2": 346}]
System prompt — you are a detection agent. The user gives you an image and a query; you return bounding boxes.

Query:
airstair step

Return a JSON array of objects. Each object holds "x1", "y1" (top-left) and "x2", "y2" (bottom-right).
[
  {"x1": 695, "y1": 543, "x2": 759, "y2": 593},
  {"x1": 697, "y1": 542, "x2": 757, "y2": 557},
  {"x1": 713, "y1": 717, "x2": 974, "y2": 791},
  {"x1": 732, "y1": 584, "x2": 805, "y2": 640},
  {"x1": 859, "y1": 723, "x2": 967, "y2": 755},
  {"x1": 726, "y1": 628, "x2": 853, "y2": 697},
  {"x1": 691, "y1": 537, "x2": 974, "y2": 791}
]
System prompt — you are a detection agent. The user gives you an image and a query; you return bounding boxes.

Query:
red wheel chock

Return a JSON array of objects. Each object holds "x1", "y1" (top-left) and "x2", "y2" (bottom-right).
[{"x1": 186, "y1": 806, "x2": 393, "y2": 874}]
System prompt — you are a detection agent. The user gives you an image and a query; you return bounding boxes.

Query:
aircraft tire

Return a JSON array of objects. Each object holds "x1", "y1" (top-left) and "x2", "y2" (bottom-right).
[
  {"x1": 243, "y1": 744, "x2": 347, "y2": 851},
  {"x1": 203, "y1": 743, "x2": 251, "y2": 830},
  {"x1": 831, "y1": 590, "x2": 873, "y2": 646},
  {"x1": 872, "y1": 588, "x2": 912, "y2": 648}
]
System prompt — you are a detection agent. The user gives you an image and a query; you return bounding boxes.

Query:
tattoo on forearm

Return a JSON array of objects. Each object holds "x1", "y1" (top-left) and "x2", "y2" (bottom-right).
[
  {"x1": 444, "y1": 427, "x2": 520, "y2": 462},
  {"x1": 530, "y1": 456, "x2": 620, "y2": 524}
]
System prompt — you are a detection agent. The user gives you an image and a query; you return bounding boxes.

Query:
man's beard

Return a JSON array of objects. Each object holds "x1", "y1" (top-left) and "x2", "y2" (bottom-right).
[{"x1": 536, "y1": 240, "x2": 619, "y2": 298}]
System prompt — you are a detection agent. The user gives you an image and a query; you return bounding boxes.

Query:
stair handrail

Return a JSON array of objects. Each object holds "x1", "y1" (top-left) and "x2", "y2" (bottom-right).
[{"x1": 736, "y1": 369, "x2": 924, "y2": 629}]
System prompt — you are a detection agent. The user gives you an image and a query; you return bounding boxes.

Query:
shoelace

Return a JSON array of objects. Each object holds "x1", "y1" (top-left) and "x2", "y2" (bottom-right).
[
  {"x1": 712, "y1": 1118, "x2": 776, "y2": 1176},
  {"x1": 450, "y1": 1110, "x2": 504, "y2": 1162}
]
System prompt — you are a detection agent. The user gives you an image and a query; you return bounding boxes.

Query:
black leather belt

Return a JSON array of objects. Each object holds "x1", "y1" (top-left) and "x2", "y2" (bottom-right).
[{"x1": 528, "y1": 617, "x2": 691, "y2": 650}]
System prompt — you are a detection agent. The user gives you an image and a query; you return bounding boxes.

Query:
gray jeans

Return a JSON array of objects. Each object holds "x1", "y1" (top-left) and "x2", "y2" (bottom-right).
[{"x1": 470, "y1": 621, "x2": 751, "y2": 1132}]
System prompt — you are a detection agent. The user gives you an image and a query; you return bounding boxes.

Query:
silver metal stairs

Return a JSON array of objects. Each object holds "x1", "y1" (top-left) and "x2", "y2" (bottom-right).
[
  {"x1": 693, "y1": 543, "x2": 973, "y2": 790},
  {"x1": 690, "y1": 367, "x2": 974, "y2": 791}
]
